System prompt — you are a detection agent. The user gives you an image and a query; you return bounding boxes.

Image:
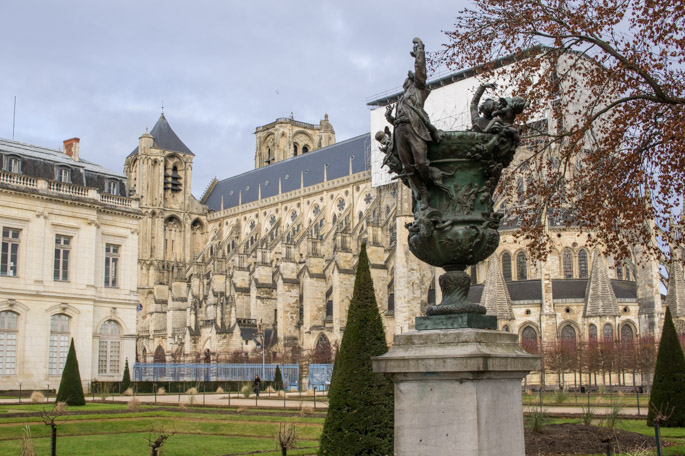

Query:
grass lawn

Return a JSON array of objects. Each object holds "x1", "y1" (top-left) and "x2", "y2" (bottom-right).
[
  {"x1": 522, "y1": 392, "x2": 650, "y2": 408},
  {"x1": 0, "y1": 404, "x2": 323, "y2": 456}
]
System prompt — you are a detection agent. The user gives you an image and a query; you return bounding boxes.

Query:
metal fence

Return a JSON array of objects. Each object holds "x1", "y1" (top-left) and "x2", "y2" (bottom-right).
[
  {"x1": 308, "y1": 364, "x2": 334, "y2": 391},
  {"x1": 133, "y1": 363, "x2": 300, "y2": 389}
]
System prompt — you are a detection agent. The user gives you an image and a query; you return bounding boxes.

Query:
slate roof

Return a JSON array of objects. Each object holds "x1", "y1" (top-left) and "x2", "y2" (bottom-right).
[
  {"x1": 611, "y1": 279, "x2": 638, "y2": 300},
  {"x1": 0, "y1": 137, "x2": 127, "y2": 196},
  {"x1": 128, "y1": 113, "x2": 194, "y2": 157},
  {"x1": 204, "y1": 133, "x2": 371, "y2": 211},
  {"x1": 468, "y1": 278, "x2": 637, "y2": 303}
]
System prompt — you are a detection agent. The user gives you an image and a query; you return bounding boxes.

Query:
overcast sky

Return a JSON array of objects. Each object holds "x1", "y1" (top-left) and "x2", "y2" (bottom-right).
[{"x1": 0, "y1": 1, "x2": 468, "y2": 196}]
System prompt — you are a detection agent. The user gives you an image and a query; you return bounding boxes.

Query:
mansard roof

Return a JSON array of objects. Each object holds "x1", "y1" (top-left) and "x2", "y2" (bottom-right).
[
  {"x1": 0, "y1": 137, "x2": 127, "y2": 196},
  {"x1": 129, "y1": 113, "x2": 194, "y2": 157},
  {"x1": 204, "y1": 133, "x2": 371, "y2": 211}
]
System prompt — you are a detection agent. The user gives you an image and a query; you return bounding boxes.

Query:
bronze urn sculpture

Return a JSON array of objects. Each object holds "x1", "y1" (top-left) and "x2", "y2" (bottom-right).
[{"x1": 376, "y1": 38, "x2": 527, "y2": 325}]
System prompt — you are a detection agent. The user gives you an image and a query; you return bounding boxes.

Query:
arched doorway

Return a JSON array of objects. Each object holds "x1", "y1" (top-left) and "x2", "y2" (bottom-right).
[{"x1": 153, "y1": 345, "x2": 166, "y2": 363}]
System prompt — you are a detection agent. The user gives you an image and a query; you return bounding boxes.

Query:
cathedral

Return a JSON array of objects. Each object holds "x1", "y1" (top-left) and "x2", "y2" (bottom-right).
[{"x1": 130, "y1": 60, "x2": 675, "y2": 371}]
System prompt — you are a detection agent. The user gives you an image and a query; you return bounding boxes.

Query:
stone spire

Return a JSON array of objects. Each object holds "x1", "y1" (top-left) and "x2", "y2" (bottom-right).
[
  {"x1": 480, "y1": 255, "x2": 514, "y2": 320},
  {"x1": 584, "y1": 251, "x2": 619, "y2": 316},
  {"x1": 665, "y1": 247, "x2": 685, "y2": 318}
]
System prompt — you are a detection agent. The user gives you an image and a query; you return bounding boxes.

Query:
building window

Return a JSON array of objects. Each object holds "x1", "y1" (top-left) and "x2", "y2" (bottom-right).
[
  {"x1": 104, "y1": 244, "x2": 119, "y2": 287},
  {"x1": 107, "y1": 180, "x2": 119, "y2": 195},
  {"x1": 560, "y1": 324, "x2": 577, "y2": 342},
  {"x1": 49, "y1": 314, "x2": 70, "y2": 375},
  {"x1": 387, "y1": 293, "x2": 395, "y2": 313},
  {"x1": 58, "y1": 167, "x2": 71, "y2": 183},
  {"x1": 578, "y1": 249, "x2": 588, "y2": 278},
  {"x1": 7, "y1": 156, "x2": 21, "y2": 174},
  {"x1": 521, "y1": 326, "x2": 538, "y2": 353},
  {"x1": 1, "y1": 228, "x2": 20, "y2": 277},
  {"x1": 427, "y1": 284, "x2": 436, "y2": 307},
  {"x1": 603, "y1": 323, "x2": 613, "y2": 342},
  {"x1": 54, "y1": 235, "x2": 71, "y2": 281},
  {"x1": 0, "y1": 311, "x2": 18, "y2": 374},
  {"x1": 589, "y1": 324, "x2": 597, "y2": 341},
  {"x1": 621, "y1": 324, "x2": 634, "y2": 342},
  {"x1": 502, "y1": 252, "x2": 512, "y2": 281},
  {"x1": 98, "y1": 320, "x2": 121, "y2": 375},
  {"x1": 516, "y1": 252, "x2": 527, "y2": 280},
  {"x1": 302, "y1": 146, "x2": 309, "y2": 154},
  {"x1": 293, "y1": 144, "x2": 298, "y2": 156},
  {"x1": 562, "y1": 249, "x2": 574, "y2": 278}
]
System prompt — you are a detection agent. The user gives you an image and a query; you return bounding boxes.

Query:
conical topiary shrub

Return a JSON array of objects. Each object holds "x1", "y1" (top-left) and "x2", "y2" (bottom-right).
[
  {"x1": 319, "y1": 244, "x2": 393, "y2": 455},
  {"x1": 121, "y1": 358, "x2": 131, "y2": 392},
  {"x1": 273, "y1": 365, "x2": 284, "y2": 391},
  {"x1": 56, "y1": 339, "x2": 86, "y2": 406},
  {"x1": 647, "y1": 306, "x2": 685, "y2": 426}
]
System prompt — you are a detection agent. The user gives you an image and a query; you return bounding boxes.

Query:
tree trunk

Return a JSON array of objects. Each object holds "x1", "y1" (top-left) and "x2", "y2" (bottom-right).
[{"x1": 51, "y1": 426, "x2": 57, "y2": 456}]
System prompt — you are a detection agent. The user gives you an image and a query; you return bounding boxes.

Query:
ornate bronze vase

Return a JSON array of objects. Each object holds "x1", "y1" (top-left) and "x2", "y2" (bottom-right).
[{"x1": 406, "y1": 130, "x2": 517, "y2": 316}]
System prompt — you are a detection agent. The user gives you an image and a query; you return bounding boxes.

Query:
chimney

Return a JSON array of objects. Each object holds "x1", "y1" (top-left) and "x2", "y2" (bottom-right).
[{"x1": 63, "y1": 137, "x2": 80, "y2": 161}]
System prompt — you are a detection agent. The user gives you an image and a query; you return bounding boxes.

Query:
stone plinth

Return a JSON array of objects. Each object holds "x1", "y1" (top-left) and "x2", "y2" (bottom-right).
[{"x1": 372, "y1": 329, "x2": 540, "y2": 456}]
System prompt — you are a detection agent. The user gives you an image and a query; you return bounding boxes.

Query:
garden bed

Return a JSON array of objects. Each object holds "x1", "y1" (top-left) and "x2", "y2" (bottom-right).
[{"x1": 525, "y1": 423, "x2": 663, "y2": 455}]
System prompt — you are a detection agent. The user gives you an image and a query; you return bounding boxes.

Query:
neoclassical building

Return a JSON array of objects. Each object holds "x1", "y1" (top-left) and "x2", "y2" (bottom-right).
[
  {"x1": 131, "y1": 60, "x2": 671, "y2": 368},
  {"x1": 0, "y1": 137, "x2": 140, "y2": 390}
]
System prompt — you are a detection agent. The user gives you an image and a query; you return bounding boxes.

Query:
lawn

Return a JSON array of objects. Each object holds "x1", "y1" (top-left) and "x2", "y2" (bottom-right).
[
  {"x1": 2, "y1": 403, "x2": 682, "y2": 455},
  {"x1": 0, "y1": 404, "x2": 323, "y2": 456}
]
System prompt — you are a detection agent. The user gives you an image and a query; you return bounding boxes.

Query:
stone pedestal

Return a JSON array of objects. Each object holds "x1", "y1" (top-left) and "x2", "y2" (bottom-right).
[{"x1": 372, "y1": 328, "x2": 540, "y2": 456}]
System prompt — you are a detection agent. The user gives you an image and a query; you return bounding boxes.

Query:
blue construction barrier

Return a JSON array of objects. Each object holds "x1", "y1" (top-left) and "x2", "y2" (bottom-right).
[
  {"x1": 133, "y1": 363, "x2": 300, "y2": 389},
  {"x1": 308, "y1": 364, "x2": 334, "y2": 391}
]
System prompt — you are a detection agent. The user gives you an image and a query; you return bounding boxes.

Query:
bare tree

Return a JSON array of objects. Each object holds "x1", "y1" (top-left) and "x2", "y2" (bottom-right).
[
  {"x1": 277, "y1": 422, "x2": 298, "y2": 456},
  {"x1": 146, "y1": 428, "x2": 174, "y2": 456}
]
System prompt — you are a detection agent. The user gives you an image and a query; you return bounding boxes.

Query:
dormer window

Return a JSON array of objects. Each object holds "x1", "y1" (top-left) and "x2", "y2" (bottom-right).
[
  {"x1": 6, "y1": 156, "x2": 21, "y2": 174},
  {"x1": 107, "y1": 180, "x2": 119, "y2": 195},
  {"x1": 57, "y1": 167, "x2": 71, "y2": 183}
]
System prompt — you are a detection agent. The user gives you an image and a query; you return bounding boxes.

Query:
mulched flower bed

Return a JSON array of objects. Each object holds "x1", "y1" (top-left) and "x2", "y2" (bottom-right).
[{"x1": 525, "y1": 423, "x2": 664, "y2": 455}]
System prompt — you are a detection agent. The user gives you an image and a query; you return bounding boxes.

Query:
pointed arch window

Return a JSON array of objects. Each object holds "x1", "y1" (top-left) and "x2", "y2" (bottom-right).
[
  {"x1": 521, "y1": 326, "x2": 538, "y2": 353},
  {"x1": 603, "y1": 323, "x2": 613, "y2": 342},
  {"x1": 302, "y1": 146, "x2": 309, "y2": 154},
  {"x1": 293, "y1": 144, "x2": 299, "y2": 156},
  {"x1": 502, "y1": 252, "x2": 512, "y2": 281},
  {"x1": 427, "y1": 283, "x2": 436, "y2": 307},
  {"x1": 562, "y1": 249, "x2": 574, "y2": 278},
  {"x1": 560, "y1": 324, "x2": 576, "y2": 343},
  {"x1": 588, "y1": 324, "x2": 597, "y2": 341},
  {"x1": 0, "y1": 311, "x2": 18, "y2": 374},
  {"x1": 621, "y1": 324, "x2": 634, "y2": 342},
  {"x1": 578, "y1": 249, "x2": 588, "y2": 278},
  {"x1": 516, "y1": 252, "x2": 527, "y2": 280}
]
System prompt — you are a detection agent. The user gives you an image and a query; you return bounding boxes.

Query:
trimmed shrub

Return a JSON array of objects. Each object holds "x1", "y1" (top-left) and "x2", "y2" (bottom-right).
[
  {"x1": 56, "y1": 339, "x2": 85, "y2": 406},
  {"x1": 124, "y1": 387, "x2": 134, "y2": 396},
  {"x1": 273, "y1": 365, "x2": 284, "y2": 391},
  {"x1": 319, "y1": 244, "x2": 393, "y2": 455},
  {"x1": 647, "y1": 306, "x2": 685, "y2": 427},
  {"x1": 121, "y1": 358, "x2": 131, "y2": 392},
  {"x1": 126, "y1": 397, "x2": 141, "y2": 412},
  {"x1": 29, "y1": 391, "x2": 45, "y2": 403}
]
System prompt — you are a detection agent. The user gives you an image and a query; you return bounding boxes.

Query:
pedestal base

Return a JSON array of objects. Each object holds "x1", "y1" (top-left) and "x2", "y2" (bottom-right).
[{"x1": 372, "y1": 329, "x2": 541, "y2": 456}]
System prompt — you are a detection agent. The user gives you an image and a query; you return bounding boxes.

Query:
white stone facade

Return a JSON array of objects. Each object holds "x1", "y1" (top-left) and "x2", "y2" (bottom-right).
[{"x1": 0, "y1": 138, "x2": 140, "y2": 390}]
